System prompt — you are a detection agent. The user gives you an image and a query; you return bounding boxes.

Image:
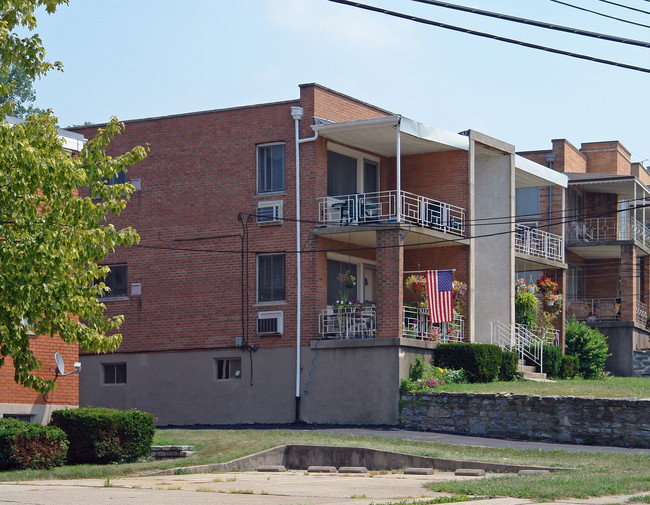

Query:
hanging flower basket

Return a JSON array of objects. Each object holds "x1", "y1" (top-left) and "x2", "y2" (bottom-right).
[
  {"x1": 405, "y1": 274, "x2": 426, "y2": 293},
  {"x1": 337, "y1": 269, "x2": 356, "y2": 288}
]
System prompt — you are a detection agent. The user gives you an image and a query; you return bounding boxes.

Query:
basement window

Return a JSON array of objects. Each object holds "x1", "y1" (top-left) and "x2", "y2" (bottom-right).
[
  {"x1": 214, "y1": 358, "x2": 241, "y2": 381},
  {"x1": 102, "y1": 363, "x2": 127, "y2": 385},
  {"x1": 2, "y1": 414, "x2": 33, "y2": 422}
]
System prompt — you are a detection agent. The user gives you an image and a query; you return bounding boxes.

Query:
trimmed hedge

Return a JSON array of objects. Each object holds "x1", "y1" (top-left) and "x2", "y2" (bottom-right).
[
  {"x1": 565, "y1": 319, "x2": 611, "y2": 379},
  {"x1": 435, "y1": 343, "x2": 502, "y2": 383},
  {"x1": 0, "y1": 418, "x2": 68, "y2": 470},
  {"x1": 50, "y1": 407, "x2": 155, "y2": 465},
  {"x1": 525, "y1": 344, "x2": 563, "y2": 378},
  {"x1": 499, "y1": 350, "x2": 520, "y2": 381},
  {"x1": 559, "y1": 354, "x2": 580, "y2": 379}
]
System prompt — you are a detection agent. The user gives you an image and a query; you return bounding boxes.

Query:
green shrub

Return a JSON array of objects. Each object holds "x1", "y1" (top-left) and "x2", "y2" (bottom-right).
[
  {"x1": 435, "y1": 343, "x2": 502, "y2": 383},
  {"x1": 499, "y1": 350, "x2": 520, "y2": 381},
  {"x1": 559, "y1": 354, "x2": 580, "y2": 379},
  {"x1": 0, "y1": 418, "x2": 68, "y2": 470},
  {"x1": 50, "y1": 407, "x2": 155, "y2": 465},
  {"x1": 565, "y1": 319, "x2": 611, "y2": 379}
]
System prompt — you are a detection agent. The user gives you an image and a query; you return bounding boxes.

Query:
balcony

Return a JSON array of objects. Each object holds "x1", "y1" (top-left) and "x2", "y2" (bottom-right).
[
  {"x1": 566, "y1": 297, "x2": 647, "y2": 326},
  {"x1": 402, "y1": 306, "x2": 464, "y2": 342},
  {"x1": 568, "y1": 217, "x2": 650, "y2": 246},
  {"x1": 515, "y1": 224, "x2": 564, "y2": 262},
  {"x1": 318, "y1": 190, "x2": 465, "y2": 237},
  {"x1": 318, "y1": 307, "x2": 376, "y2": 339}
]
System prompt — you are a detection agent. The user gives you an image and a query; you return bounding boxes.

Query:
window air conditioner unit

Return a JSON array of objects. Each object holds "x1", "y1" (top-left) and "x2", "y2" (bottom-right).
[
  {"x1": 257, "y1": 201, "x2": 282, "y2": 225},
  {"x1": 257, "y1": 311, "x2": 283, "y2": 335}
]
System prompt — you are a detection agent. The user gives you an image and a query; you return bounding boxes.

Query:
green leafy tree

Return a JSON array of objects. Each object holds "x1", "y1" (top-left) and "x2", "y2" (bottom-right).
[
  {"x1": 0, "y1": 0, "x2": 147, "y2": 392},
  {"x1": 0, "y1": 64, "x2": 43, "y2": 117}
]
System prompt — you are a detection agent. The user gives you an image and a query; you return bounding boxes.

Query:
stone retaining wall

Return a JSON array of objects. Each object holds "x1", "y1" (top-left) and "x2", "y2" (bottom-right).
[
  {"x1": 633, "y1": 350, "x2": 650, "y2": 377},
  {"x1": 400, "y1": 392, "x2": 650, "y2": 448}
]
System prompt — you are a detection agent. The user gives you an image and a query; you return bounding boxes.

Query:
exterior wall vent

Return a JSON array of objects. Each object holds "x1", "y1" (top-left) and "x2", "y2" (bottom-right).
[
  {"x1": 257, "y1": 311, "x2": 283, "y2": 335},
  {"x1": 257, "y1": 201, "x2": 282, "y2": 225}
]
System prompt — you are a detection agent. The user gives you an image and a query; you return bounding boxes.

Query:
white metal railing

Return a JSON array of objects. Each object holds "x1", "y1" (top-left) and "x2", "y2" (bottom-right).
[
  {"x1": 568, "y1": 216, "x2": 650, "y2": 245},
  {"x1": 318, "y1": 190, "x2": 466, "y2": 237},
  {"x1": 637, "y1": 301, "x2": 648, "y2": 326},
  {"x1": 490, "y1": 321, "x2": 545, "y2": 372},
  {"x1": 566, "y1": 297, "x2": 618, "y2": 321},
  {"x1": 515, "y1": 224, "x2": 564, "y2": 262},
  {"x1": 318, "y1": 307, "x2": 376, "y2": 339},
  {"x1": 402, "y1": 306, "x2": 464, "y2": 342}
]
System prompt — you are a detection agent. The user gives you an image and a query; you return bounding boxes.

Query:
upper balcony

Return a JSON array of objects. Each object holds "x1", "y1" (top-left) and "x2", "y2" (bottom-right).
[
  {"x1": 515, "y1": 224, "x2": 564, "y2": 263},
  {"x1": 567, "y1": 216, "x2": 650, "y2": 249},
  {"x1": 318, "y1": 190, "x2": 466, "y2": 237}
]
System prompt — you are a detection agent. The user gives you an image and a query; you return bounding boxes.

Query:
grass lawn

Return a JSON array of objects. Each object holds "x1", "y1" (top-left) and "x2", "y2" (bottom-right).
[
  {"x1": 437, "y1": 377, "x2": 650, "y2": 398},
  {"x1": 0, "y1": 429, "x2": 648, "y2": 501}
]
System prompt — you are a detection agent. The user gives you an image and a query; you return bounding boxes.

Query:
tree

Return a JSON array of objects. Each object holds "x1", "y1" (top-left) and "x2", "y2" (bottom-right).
[
  {"x1": 0, "y1": 0, "x2": 147, "y2": 392},
  {"x1": 0, "y1": 64, "x2": 44, "y2": 117}
]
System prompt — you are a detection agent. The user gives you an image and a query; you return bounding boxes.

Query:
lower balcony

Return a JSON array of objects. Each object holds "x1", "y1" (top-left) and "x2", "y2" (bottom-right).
[
  {"x1": 566, "y1": 297, "x2": 648, "y2": 326},
  {"x1": 567, "y1": 217, "x2": 650, "y2": 246},
  {"x1": 317, "y1": 306, "x2": 465, "y2": 341}
]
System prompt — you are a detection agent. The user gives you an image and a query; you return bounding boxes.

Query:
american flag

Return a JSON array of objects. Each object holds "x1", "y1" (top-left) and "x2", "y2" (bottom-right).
[{"x1": 426, "y1": 270, "x2": 453, "y2": 323}]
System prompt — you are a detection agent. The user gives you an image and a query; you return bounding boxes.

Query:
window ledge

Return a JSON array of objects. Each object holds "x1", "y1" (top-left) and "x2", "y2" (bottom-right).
[
  {"x1": 101, "y1": 296, "x2": 130, "y2": 302},
  {"x1": 254, "y1": 301, "x2": 287, "y2": 307},
  {"x1": 255, "y1": 191, "x2": 286, "y2": 198}
]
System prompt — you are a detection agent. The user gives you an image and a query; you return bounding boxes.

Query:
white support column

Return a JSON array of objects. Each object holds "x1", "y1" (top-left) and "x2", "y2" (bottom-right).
[{"x1": 396, "y1": 117, "x2": 402, "y2": 223}]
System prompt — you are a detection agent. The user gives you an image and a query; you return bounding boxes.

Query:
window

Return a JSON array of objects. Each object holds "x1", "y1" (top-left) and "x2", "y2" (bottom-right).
[
  {"x1": 215, "y1": 358, "x2": 241, "y2": 380},
  {"x1": 257, "y1": 143, "x2": 285, "y2": 194},
  {"x1": 257, "y1": 254, "x2": 285, "y2": 302},
  {"x1": 515, "y1": 187, "x2": 540, "y2": 218},
  {"x1": 108, "y1": 170, "x2": 127, "y2": 186},
  {"x1": 102, "y1": 363, "x2": 126, "y2": 384},
  {"x1": 99, "y1": 265, "x2": 128, "y2": 298},
  {"x1": 327, "y1": 147, "x2": 380, "y2": 197},
  {"x1": 326, "y1": 256, "x2": 376, "y2": 305},
  {"x1": 2, "y1": 414, "x2": 33, "y2": 422}
]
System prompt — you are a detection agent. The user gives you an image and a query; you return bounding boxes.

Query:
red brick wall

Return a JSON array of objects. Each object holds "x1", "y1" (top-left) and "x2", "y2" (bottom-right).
[
  {"x1": 0, "y1": 336, "x2": 78, "y2": 406},
  {"x1": 581, "y1": 141, "x2": 632, "y2": 176}
]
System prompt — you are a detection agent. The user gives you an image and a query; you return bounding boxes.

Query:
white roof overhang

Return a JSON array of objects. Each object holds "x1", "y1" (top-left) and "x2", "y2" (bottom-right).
[
  {"x1": 568, "y1": 176, "x2": 641, "y2": 200},
  {"x1": 515, "y1": 155, "x2": 568, "y2": 189},
  {"x1": 312, "y1": 115, "x2": 469, "y2": 157}
]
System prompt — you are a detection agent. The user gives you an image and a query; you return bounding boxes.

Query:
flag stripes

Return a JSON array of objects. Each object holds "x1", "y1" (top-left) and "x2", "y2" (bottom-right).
[{"x1": 426, "y1": 270, "x2": 453, "y2": 323}]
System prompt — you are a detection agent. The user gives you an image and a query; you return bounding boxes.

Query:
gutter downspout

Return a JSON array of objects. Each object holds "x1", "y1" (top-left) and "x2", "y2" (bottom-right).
[{"x1": 290, "y1": 106, "x2": 318, "y2": 423}]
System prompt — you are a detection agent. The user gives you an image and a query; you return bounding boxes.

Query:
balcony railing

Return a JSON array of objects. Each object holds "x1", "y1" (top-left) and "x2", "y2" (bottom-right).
[
  {"x1": 318, "y1": 307, "x2": 376, "y2": 339},
  {"x1": 568, "y1": 217, "x2": 650, "y2": 245},
  {"x1": 402, "y1": 306, "x2": 464, "y2": 342},
  {"x1": 567, "y1": 297, "x2": 647, "y2": 326},
  {"x1": 318, "y1": 190, "x2": 465, "y2": 237},
  {"x1": 515, "y1": 224, "x2": 564, "y2": 262}
]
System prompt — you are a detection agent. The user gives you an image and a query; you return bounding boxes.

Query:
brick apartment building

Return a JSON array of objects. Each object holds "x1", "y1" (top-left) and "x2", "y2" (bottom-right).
[
  {"x1": 520, "y1": 140, "x2": 650, "y2": 375},
  {"x1": 71, "y1": 83, "x2": 568, "y2": 425},
  {"x1": 0, "y1": 121, "x2": 84, "y2": 424}
]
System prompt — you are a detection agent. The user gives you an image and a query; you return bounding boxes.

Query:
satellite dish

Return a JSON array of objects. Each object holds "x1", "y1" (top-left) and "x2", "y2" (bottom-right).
[
  {"x1": 54, "y1": 352, "x2": 81, "y2": 377},
  {"x1": 55, "y1": 352, "x2": 65, "y2": 375}
]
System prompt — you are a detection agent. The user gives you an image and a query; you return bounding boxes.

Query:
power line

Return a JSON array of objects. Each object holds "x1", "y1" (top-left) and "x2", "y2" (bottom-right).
[
  {"x1": 596, "y1": 0, "x2": 650, "y2": 15},
  {"x1": 409, "y1": 0, "x2": 650, "y2": 48},
  {"x1": 550, "y1": 0, "x2": 650, "y2": 29},
  {"x1": 326, "y1": 0, "x2": 650, "y2": 73}
]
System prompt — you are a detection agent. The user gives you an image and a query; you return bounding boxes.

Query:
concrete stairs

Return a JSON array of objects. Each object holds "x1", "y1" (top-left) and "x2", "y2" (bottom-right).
[{"x1": 520, "y1": 363, "x2": 547, "y2": 381}]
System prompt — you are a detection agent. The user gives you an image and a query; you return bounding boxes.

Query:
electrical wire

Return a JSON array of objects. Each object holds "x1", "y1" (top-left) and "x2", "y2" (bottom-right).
[
  {"x1": 550, "y1": 0, "x2": 650, "y2": 29},
  {"x1": 596, "y1": 0, "x2": 650, "y2": 16},
  {"x1": 408, "y1": 0, "x2": 650, "y2": 48},
  {"x1": 325, "y1": 0, "x2": 650, "y2": 73}
]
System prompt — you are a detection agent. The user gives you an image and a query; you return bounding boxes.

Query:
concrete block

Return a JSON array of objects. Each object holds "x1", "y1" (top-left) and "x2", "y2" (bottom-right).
[
  {"x1": 338, "y1": 466, "x2": 368, "y2": 473},
  {"x1": 404, "y1": 467, "x2": 434, "y2": 475},
  {"x1": 308, "y1": 466, "x2": 338, "y2": 473},
  {"x1": 519, "y1": 469, "x2": 550, "y2": 475},
  {"x1": 455, "y1": 468, "x2": 485, "y2": 477}
]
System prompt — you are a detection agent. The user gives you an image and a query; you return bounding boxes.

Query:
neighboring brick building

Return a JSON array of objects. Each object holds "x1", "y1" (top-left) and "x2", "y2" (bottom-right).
[
  {"x1": 0, "y1": 122, "x2": 84, "y2": 424},
  {"x1": 521, "y1": 140, "x2": 650, "y2": 376},
  {"x1": 72, "y1": 84, "x2": 567, "y2": 425}
]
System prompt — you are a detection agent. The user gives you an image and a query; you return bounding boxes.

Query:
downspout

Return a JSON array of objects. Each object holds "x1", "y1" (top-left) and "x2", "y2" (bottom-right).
[
  {"x1": 290, "y1": 106, "x2": 318, "y2": 423},
  {"x1": 396, "y1": 117, "x2": 402, "y2": 223}
]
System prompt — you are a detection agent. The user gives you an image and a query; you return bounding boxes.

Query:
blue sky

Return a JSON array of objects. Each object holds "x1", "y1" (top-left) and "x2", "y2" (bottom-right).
[{"x1": 31, "y1": 0, "x2": 650, "y2": 163}]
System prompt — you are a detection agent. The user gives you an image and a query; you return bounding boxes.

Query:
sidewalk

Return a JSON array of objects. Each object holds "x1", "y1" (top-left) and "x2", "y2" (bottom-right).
[{"x1": 1, "y1": 470, "x2": 646, "y2": 505}]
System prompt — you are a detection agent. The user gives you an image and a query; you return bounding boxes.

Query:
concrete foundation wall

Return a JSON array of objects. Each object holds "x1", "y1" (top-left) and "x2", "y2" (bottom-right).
[
  {"x1": 80, "y1": 348, "x2": 297, "y2": 426},
  {"x1": 593, "y1": 322, "x2": 650, "y2": 376},
  {"x1": 300, "y1": 338, "x2": 433, "y2": 425},
  {"x1": 401, "y1": 392, "x2": 650, "y2": 448},
  {"x1": 0, "y1": 403, "x2": 75, "y2": 425},
  {"x1": 633, "y1": 350, "x2": 650, "y2": 377}
]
